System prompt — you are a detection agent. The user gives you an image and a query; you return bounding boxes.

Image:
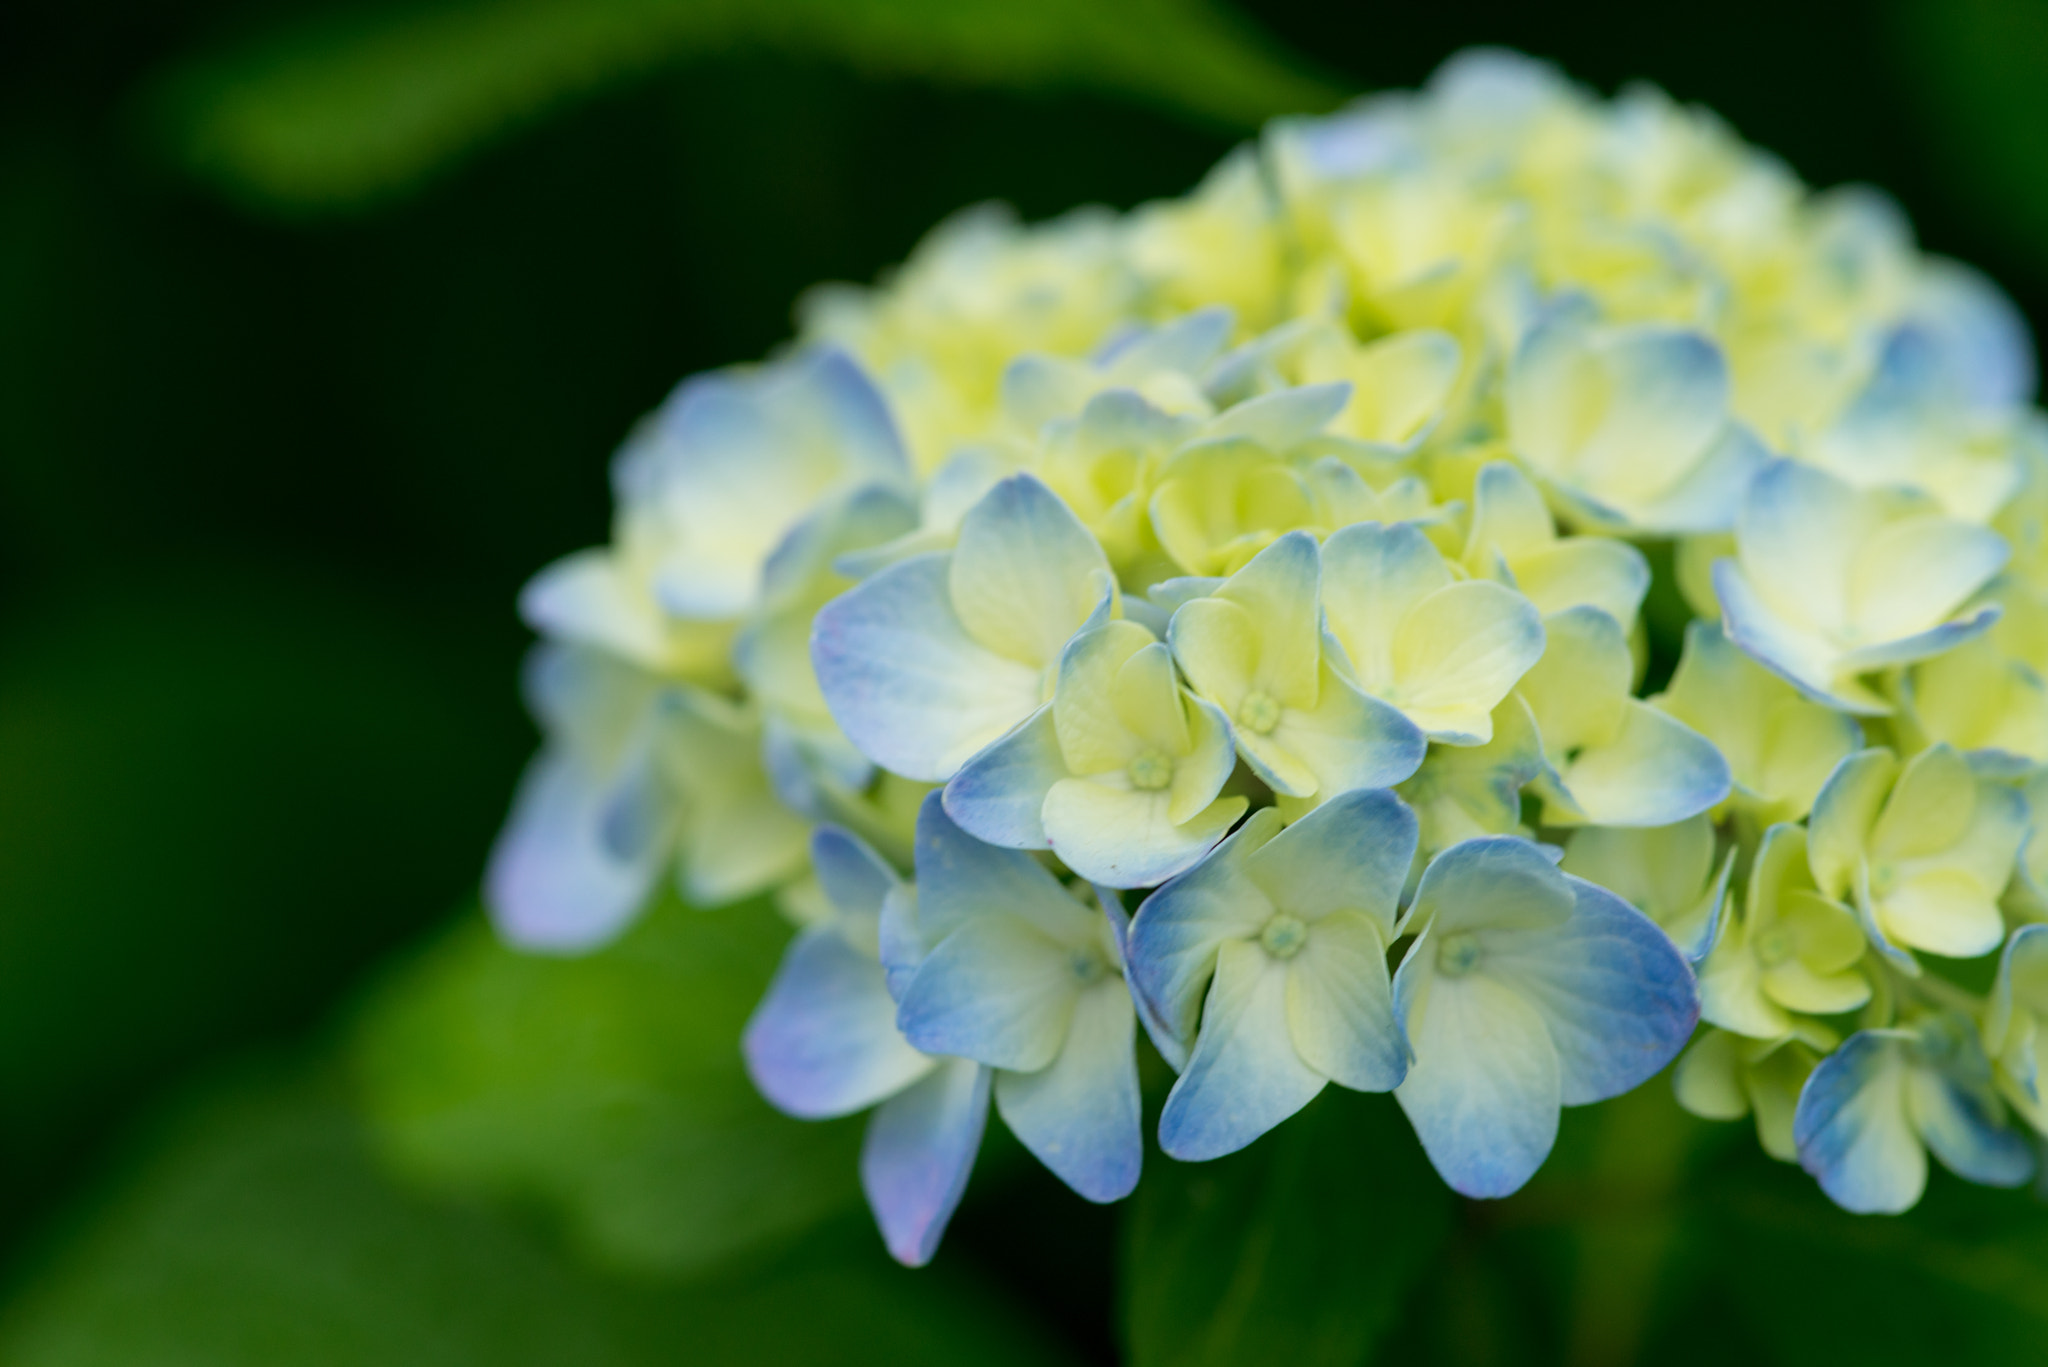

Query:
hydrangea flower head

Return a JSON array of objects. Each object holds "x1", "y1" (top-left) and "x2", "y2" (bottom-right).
[{"x1": 483, "y1": 50, "x2": 2048, "y2": 1253}]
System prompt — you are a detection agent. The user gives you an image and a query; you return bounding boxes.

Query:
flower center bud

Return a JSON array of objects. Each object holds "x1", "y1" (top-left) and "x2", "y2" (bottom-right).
[
  {"x1": 1259, "y1": 913, "x2": 1308, "y2": 959},
  {"x1": 1754, "y1": 928, "x2": 1794, "y2": 966},
  {"x1": 1869, "y1": 862, "x2": 1897, "y2": 896},
  {"x1": 1239, "y1": 691, "x2": 1282, "y2": 735},
  {"x1": 1436, "y1": 930, "x2": 1482, "y2": 977},
  {"x1": 1127, "y1": 749, "x2": 1175, "y2": 791}
]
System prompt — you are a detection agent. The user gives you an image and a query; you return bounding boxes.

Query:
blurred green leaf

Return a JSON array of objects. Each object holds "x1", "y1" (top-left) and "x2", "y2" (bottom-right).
[
  {"x1": 1120, "y1": 1088, "x2": 1454, "y2": 1367},
  {"x1": 352, "y1": 892, "x2": 866, "y2": 1278},
  {"x1": 1891, "y1": 0, "x2": 2048, "y2": 266},
  {"x1": 1703, "y1": 1160, "x2": 2048, "y2": 1365},
  {"x1": 0, "y1": 573, "x2": 511, "y2": 1204},
  {"x1": 155, "y1": 0, "x2": 1346, "y2": 213},
  {"x1": 0, "y1": 1066, "x2": 1077, "y2": 1367}
]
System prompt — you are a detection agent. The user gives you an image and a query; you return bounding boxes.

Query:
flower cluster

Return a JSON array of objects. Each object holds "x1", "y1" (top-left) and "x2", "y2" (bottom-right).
[{"x1": 487, "y1": 49, "x2": 2048, "y2": 1262}]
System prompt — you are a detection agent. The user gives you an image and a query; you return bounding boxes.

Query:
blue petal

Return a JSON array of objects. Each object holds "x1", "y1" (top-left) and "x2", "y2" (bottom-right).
[
  {"x1": 1485, "y1": 876, "x2": 1700, "y2": 1104},
  {"x1": 910, "y1": 790, "x2": 1082, "y2": 948},
  {"x1": 1393, "y1": 946, "x2": 1562, "y2": 1198},
  {"x1": 1158, "y1": 941, "x2": 1327, "y2": 1160},
  {"x1": 484, "y1": 750, "x2": 667, "y2": 954},
  {"x1": 994, "y1": 980, "x2": 1142, "y2": 1202},
  {"x1": 811, "y1": 825, "x2": 899, "y2": 923},
  {"x1": 895, "y1": 915, "x2": 1077, "y2": 1072},
  {"x1": 792, "y1": 345, "x2": 914, "y2": 482},
  {"x1": 942, "y1": 705, "x2": 1064, "y2": 849},
  {"x1": 1794, "y1": 1030, "x2": 1928, "y2": 1214},
  {"x1": 860, "y1": 1058, "x2": 991, "y2": 1267},
  {"x1": 1405, "y1": 834, "x2": 1576, "y2": 937},
  {"x1": 1900, "y1": 263, "x2": 2037, "y2": 408},
  {"x1": 812, "y1": 552, "x2": 1043, "y2": 782},
  {"x1": 743, "y1": 925, "x2": 934, "y2": 1119},
  {"x1": 1907, "y1": 1059, "x2": 2036, "y2": 1189},
  {"x1": 877, "y1": 884, "x2": 924, "y2": 1003}
]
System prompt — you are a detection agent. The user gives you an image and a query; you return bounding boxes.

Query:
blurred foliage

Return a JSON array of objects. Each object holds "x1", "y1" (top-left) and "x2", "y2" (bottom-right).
[
  {"x1": 1121, "y1": 1088, "x2": 1453, "y2": 1367},
  {"x1": 153, "y1": 0, "x2": 1345, "y2": 212},
  {"x1": 352, "y1": 893, "x2": 865, "y2": 1277},
  {"x1": 1890, "y1": 0, "x2": 2048, "y2": 277},
  {"x1": 1704, "y1": 1161, "x2": 2048, "y2": 1364},
  {"x1": 0, "y1": 1066, "x2": 1078, "y2": 1367},
  {"x1": 0, "y1": 573, "x2": 517, "y2": 1237}
]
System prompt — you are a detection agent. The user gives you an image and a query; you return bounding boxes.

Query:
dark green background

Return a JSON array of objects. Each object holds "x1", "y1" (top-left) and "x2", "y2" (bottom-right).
[{"x1": 2, "y1": 1, "x2": 2046, "y2": 1362}]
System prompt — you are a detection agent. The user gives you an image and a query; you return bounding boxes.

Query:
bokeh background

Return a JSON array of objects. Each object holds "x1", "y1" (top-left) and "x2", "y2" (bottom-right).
[{"x1": 4, "y1": 1, "x2": 2048, "y2": 1363}]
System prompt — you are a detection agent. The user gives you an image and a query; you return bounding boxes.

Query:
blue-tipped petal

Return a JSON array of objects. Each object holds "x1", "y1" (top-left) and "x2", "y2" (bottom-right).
[
  {"x1": 1126, "y1": 810, "x2": 1284, "y2": 1049},
  {"x1": 1242, "y1": 786, "x2": 1417, "y2": 935},
  {"x1": 1794, "y1": 1030, "x2": 1927, "y2": 1213},
  {"x1": 1405, "y1": 834, "x2": 1576, "y2": 937},
  {"x1": 1553, "y1": 700, "x2": 1732, "y2": 827},
  {"x1": 519, "y1": 550, "x2": 669, "y2": 667},
  {"x1": 744, "y1": 925, "x2": 934, "y2": 1119},
  {"x1": 1904, "y1": 260, "x2": 2036, "y2": 407},
  {"x1": 1158, "y1": 940, "x2": 1327, "y2": 1160},
  {"x1": 1285, "y1": 910, "x2": 1407, "y2": 1092},
  {"x1": 1393, "y1": 951, "x2": 1562, "y2": 1198},
  {"x1": 994, "y1": 979, "x2": 1142, "y2": 1202},
  {"x1": 1042, "y1": 781, "x2": 1244, "y2": 889},
  {"x1": 1105, "y1": 304, "x2": 1235, "y2": 375},
  {"x1": 1485, "y1": 876, "x2": 1700, "y2": 1104},
  {"x1": 948, "y1": 473, "x2": 1115, "y2": 667},
  {"x1": 1713, "y1": 558, "x2": 1857, "y2": 711},
  {"x1": 1207, "y1": 382, "x2": 1353, "y2": 451},
  {"x1": 1627, "y1": 422, "x2": 1771, "y2": 535},
  {"x1": 1834, "y1": 605, "x2": 2003, "y2": 674},
  {"x1": 861, "y1": 1058, "x2": 991, "y2": 1267},
  {"x1": 484, "y1": 750, "x2": 667, "y2": 954},
  {"x1": 943, "y1": 705, "x2": 1065, "y2": 849},
  {"x1": 1272, "y1": 664, "x2": 1430, "y2": 794},
  {"x1": 812, "y1": 552, "x2": 1045, "y2": 781}
]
